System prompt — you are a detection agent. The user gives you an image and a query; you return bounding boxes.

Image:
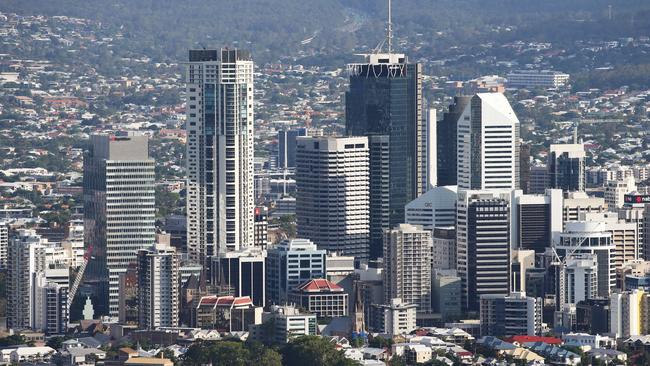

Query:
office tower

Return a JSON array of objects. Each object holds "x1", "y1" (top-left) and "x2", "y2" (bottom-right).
[
  {"x1": 457, "y1": 93, "x2": 520, "y2": 190},
  {"x1": 437, "y1": 96, "x2": 471, "y2": 186},
  {"x1": 479, "y1": 292, "x2": 542, "y2": 337},
  {"x1": 253, "y1": 206, "x2": 268, "y2": 249},
  {"x1": 164, "y1": 214, "x2": 187, "y2": 254},
  {"x1": 62, "y1": 218, "x2": 84, "y2": 267},
  {"x1": 289, "y1": 279, "x2": 349, "y2": 318},
  {"x1": 118, "y1": 263, "x2": 138, "y2": 324},
  {"x1": 562, "y1": 192, "x2": 607, "y2": 223},
  {"x1": 265, "y1": 238, "x2": 326, "y2": 305},
  {"x1": 426, "y1": 108, "x2": 437, "y2": 189},
  {"x1": 548, "y1": 144, "x2": 586, "y2": 192},
  {"x1": 383, "y1": 224, "x2": 432, "y2": 314},
  {"x1": 520, "y1": 142, "x2": 531, "y2": 193},
  {"x1": 368, "y1": 134, "x2": 390, "y2": 259},
  {"x1": 605, "y1": 177, "x2": 636, "y2": 211},
  {"x1": 211, "y1": 249, "x2": 266, "y2": 307},
  {"x1": 7, "y1": 229, "x2": 46, "y2": 330},
  {"x1": 278, "y1": 128, "x2": 307, "y2": 169},
  {"x1": 84, "y1": 134, "x2": 155, "y2": 316},
  {"x1": 529, "y1": 166, "x2": 550, "y2": 194},
  {"x1": 346, "y1": 51, "x2": 426, "y2": 259},
  {"x1": 432, "y1": 269, "x2": 462, "y2": 321},
  {"x1": 555, "y1": 222, "x2": 615, "y2": 298},
  {"x1": 404, "y1": 185, "x2": 458, "y2": 231},
  {"x1": 619, "y1": 198, "x2": 646, "y2": 261},
  {"x1": 581, "y1": 212, "x2": 641, "y2": 268},
  {"x1": 186, "y1": 49, "x2": 255, "y2": 263},
  {"x1": 0, "y1": 222, "x2": 7, "y2": 270},
  {"x1": 295, "y1": 136, "x2": 370, "y2": 258},
  {"x1": 137, "y1": 244, "x2": 180, "y2": 329},
  {"x1": 559, "y1": 254, "x2": 598, "y2": 306},
  {"x1": 457, "y1": 190, "x2": 511, "y2": 312},
  {"x1": 510, "y1": 189, "x2": 563, "y2": 254},
  {"x1": 431, "y1": 227, "x2": 456, "y2": 271}
]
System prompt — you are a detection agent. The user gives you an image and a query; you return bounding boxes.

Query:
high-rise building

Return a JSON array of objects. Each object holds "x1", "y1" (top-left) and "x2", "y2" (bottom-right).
[
  {"x1": 265, "y1": 238, "x2": 326, "y2": 306},
  {"x1": 480, "y1": 292, "x2": 542, "y2": 337},
  {"x1": 457, "y1": 93, "x2": 520, "y2": 190},
  {"x1": 555, "y1": 222, "x2": 615, "y2": 299},
  {"x1": 610, "y1": 289, "x2": 648, "y2": 338},
  {"x1": 7, "y1": 229, "x2": 46, "y2": 330},
  {"x1": 432, "y1": 269, "x2": 462, "y2": 321},
  {"x1": 278, "y1": 128, "x2": 307, "y2": 169},
  {"x1": 560, "y1": 254, "x2": 599, "y2": 306},
  {"x1": 383, "y1": 224, "x2": 432, "y2": 314},
  {"x1": 253, "y1": 206, "x2": 268, "y2": 249},
  {"x1": 346, "y1": 52, "x2": 426, "y2": 258},
  {"x1": 426, "y1": 108, "x2": 437, "y2": 189},
  {"x1": 84, "y1": 134, "x2": 155, "y2": 316},
  {"x1": 34, "y1": 273, "x2": 68, "y2": 336},
  {"x1": 510, "y1": 189, "x2": 563, "y2": 254},
  {"x1": 437, "y1": 96, "x2": 471, "y2": 186},
  {"x1": 186, "y1": 49, "x2": 255, "y2": 263},
  {"x1": 519, "y1": 142, "x2": 531, "y2": 193},
  {"x1": 548, "y1": 144, "x2": 586, "y2": 192},
  {"x1": 404, "y1": 185, "x2": 458, "y2": 231},
  {"x1": 0, "y1": 222, "x2": 8, "y2": 270},
  {"x1": 457, "y1": 190, "x2": 512, "y2": 312},
  {"x1": 137, "y1": 244, "x2": 180, "y2": 329},
  {"x1": 296, "y1": 136, "x2": 370, "y2": 258},
  {"x1": 529, "y1": 166, "x2": 550, "y2": 194},
  {"x1": 562, "y1": 192, "x2": 607, "y2": 223},
  {"x1": 431, "y1": 227, "x2": 456, "y2": 271}
]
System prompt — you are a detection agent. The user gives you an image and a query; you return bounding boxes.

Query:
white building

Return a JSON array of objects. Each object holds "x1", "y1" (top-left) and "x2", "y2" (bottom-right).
[
  {"x1": 562, "y1": 333, "x2": 616, "y2": 349},
  {"x1": 610, "y1": 289, "x2": 646, "y2": 338},
  {"x1": 259, "y1": 305, "x2": 317, "y2": 344},
  {"x1": 381, "y1": 298, "x2": 417, "y2": 337},
  {"x1": 84, "y1": 134, "x2": 155, "y2": 317},
  {"x1": 404, "y1": 185, "x2": 458, "y2": 230},
  {"x1": 432, "y1": 227, "x2": 456, "y2": 271},
  {"x1": 555, "y1": 222, "x2": 615, "y2": 298},
  {"x1": 562, "y1": 192, "x2": 607, "y2": 223},
  {"x1": 457, "y1": 190, "x2": 512, "y2": 312},
  {"x1": 137, "y1": 244, "x2": 180, "y2": 329},
  {"x1": 7, "y1": 229, "x2": 46, "y2": 330},
  {"x1": 186, "y1": 49, "x2": 255, "y2": 262},
  {"x1": 296, "y1": 136, "x2": 370, "y2": 259},
  {"x1": 560, "y1": 254, "x2": 599, "y2": 306},
  {"x1": 457, "y1": 93, "x2": 520, "y2": 190},
  {"x1": 384, "y1": 224, "x2": 432, "y2": 314},
  {"x1": 506, "y1": 70, "x2": 570, "y2": 89},
  {"x1": 605, "y1": 177, "x2": 636, "y2": 212}
]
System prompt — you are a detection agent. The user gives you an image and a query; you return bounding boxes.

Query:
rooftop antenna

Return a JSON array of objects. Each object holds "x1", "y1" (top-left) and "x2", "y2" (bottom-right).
[{"x1": 387, "y1": 0, "x2": 393, "y2": 54}]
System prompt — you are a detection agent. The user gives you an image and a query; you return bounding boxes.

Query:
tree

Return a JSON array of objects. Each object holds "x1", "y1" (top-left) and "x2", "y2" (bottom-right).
[{"x1": 282, "y1": 336, "x2": 359, "y2": 366}]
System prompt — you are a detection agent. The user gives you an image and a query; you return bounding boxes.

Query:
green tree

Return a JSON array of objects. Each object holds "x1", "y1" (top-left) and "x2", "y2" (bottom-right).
[{"x1": 282, "y1": 336, "x2": 359, "y2": 366}]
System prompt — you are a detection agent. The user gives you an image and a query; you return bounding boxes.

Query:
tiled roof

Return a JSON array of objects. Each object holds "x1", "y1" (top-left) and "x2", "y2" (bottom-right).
[{"x1": 295, "y1": 278, "x2": 343, "y2": 293}]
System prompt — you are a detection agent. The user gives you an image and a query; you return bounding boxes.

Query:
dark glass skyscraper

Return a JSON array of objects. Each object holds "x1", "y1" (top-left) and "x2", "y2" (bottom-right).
[
  {"x1": 345, "y1": 53, "x2": 425, "y2": 259},
  {"x1": 436, "y1": 96, "x2": 471, "y2": 186}
]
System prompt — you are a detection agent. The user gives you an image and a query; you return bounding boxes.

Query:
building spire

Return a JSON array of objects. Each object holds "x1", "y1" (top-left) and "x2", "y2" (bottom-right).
[{"x1": 387, "y1": 0, "x2": 393, "y2": 54}]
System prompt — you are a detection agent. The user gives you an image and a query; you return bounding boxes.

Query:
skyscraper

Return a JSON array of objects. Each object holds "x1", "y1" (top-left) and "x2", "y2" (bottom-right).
[
  {"x1": 548, "y1": 143, "x2": 586, "y2": 192},
  {"x1": 295, "y1": 136, "x2": 370, "y2": 259},
  {"x1": 457, "y1": 190, "x2": 512, "y2": 312},
  {"x1": 383, "y1": 224, "x2": 432, "y2": 314},
  {"x1": 457, "y1": 93, "x2": 520, "y2": 190},
  {"x1": 346, "y1": 52, "x2": 426, "y2": 259},
  {"x1": 437, "y1": 96, "x2": 471, "y2": 186},
  {"x1": 84, "y1": 134, "x2": 155, "y2": 316},
  {"x1": 510, "y1": 189, "x2": 563, "y2": 254},
  {"x1": 278, "y1": 128, "x2": 307, "y2": 169},
  {"x1": 137, "y1": 244, "x2": 180, "y2": 329},
  {"x1": 186, "y1": 49, "x2": 255, "y2": 263}
]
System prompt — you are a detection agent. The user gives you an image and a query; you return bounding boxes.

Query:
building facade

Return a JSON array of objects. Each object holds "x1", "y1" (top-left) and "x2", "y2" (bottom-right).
[
  {"x1": 457, "y1": 93, "x2": 520, "y2": 190},
  {"x1": 186, "y1": 49, "x2": 255, "y2": 262},
  {"x1": 83, "y1": 134, "x2": 155, "y2": 316},
  {"x1": 480, "y1": 292, "x2": 543, "y2": 337},
  {"x1": 137, "y1": 245, "x2": 180, "y2": 329},
  {"x1": 296, "y1": 136, "x2": 370, "y2": 259},
  {"x1": 346, "y1": 53, "x2": 426, "y2": 259},
  {"x1": 548, "y1": 144, "x2": 586, "y2": 192}
]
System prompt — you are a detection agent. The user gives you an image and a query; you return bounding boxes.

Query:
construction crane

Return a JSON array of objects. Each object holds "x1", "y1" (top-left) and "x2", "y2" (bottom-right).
[{"x1": 68, "y1": 244, "x2": 92, "y2": 314}]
